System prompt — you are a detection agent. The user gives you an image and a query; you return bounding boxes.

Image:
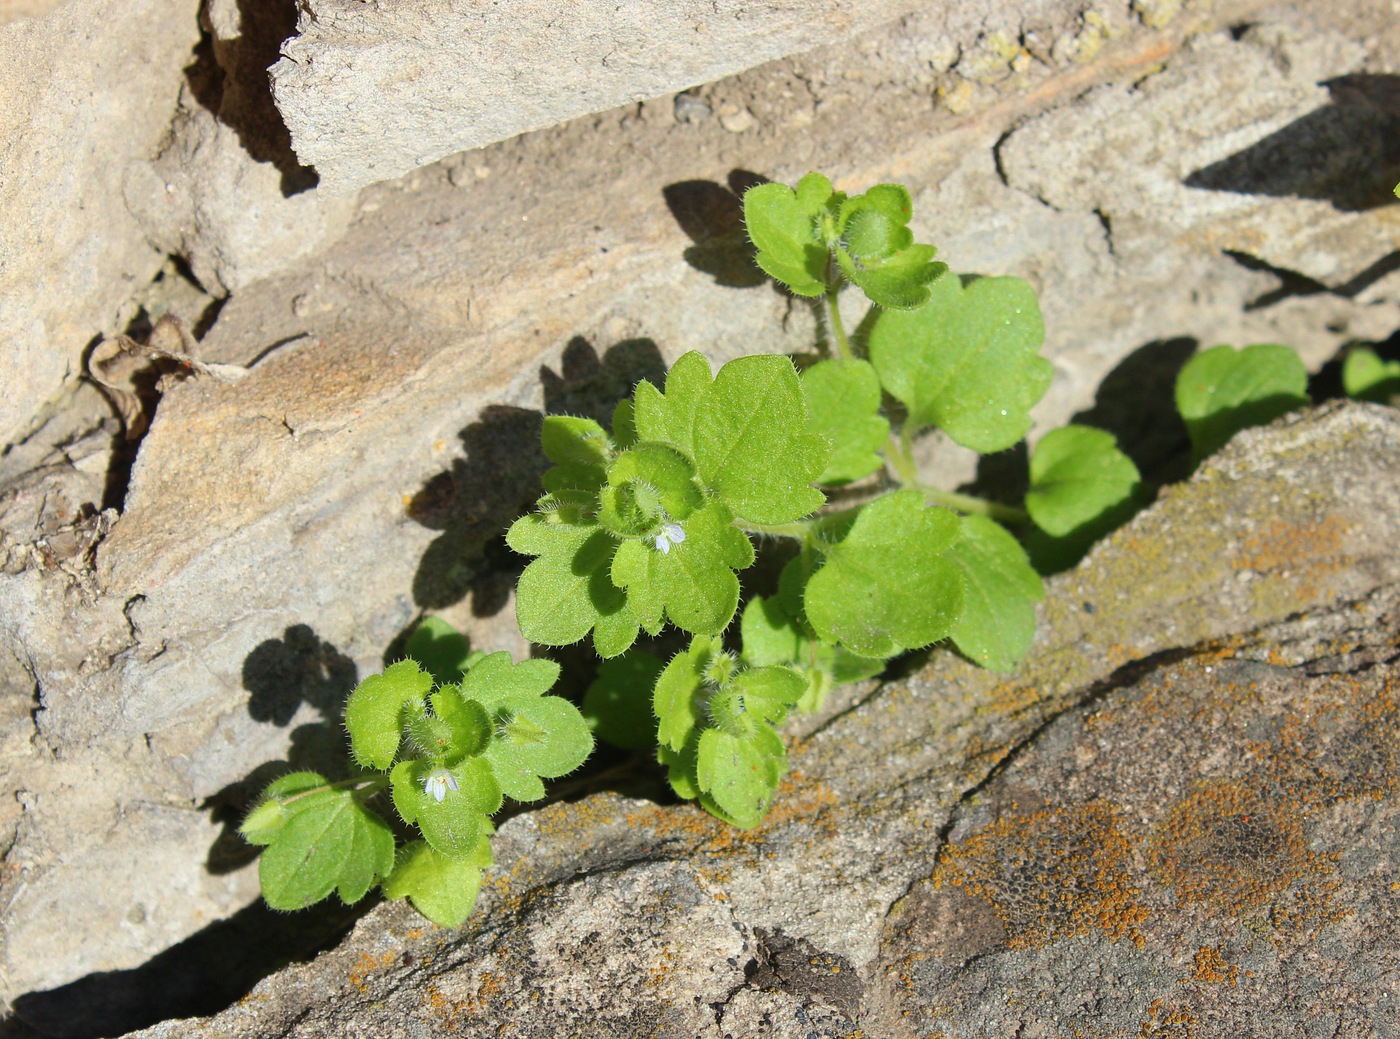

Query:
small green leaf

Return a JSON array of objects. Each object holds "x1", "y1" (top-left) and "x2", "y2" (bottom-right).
[
  {"x1": 583, "y1": 652, "x2": 665, "y2": 749},
  {"x1": 696, "y1": 726, "x2": 787, "y2": 830},
  {"x1": 1342, "y1": 346, "x2": 1400, "y2": 405},
  {"x1": 482, "y1": 696, "x2": 595, "y2": 802},
  {"x1": 739, "y1": 595, "x2": 804, "y2": 667},
  {"x1": 382, "y1": 836, "x2": 492, "y2": 928},
  {"x1": 1025, "y1": 425, "x2": 1141, "y2": 538},
  {"x1": 633, "y1": 350, "x2": 713, "y2": 458},
  {"x1": 540, "y1": 416, "x2": 613, "y2": 493},
  {"x1": 742, "y1": 173, "x2": 835, "y2": 297},
  {"x1": 390, "y1": 757, "x2": 501, "y2": 859},
  {"x1": 801, "y1": 359, "x2": 890, "y2": 484},
  {"x1": 657, "y1": 738, "x2": 701, "y2": 800},
  {"x1": 597, "y1": 442, "x2": 702, "y2": 537},
  {"x1": 251, "y1": 777, "x2": 396, "y2": 910},
  {"x1": 510, "y1": 521, "x2": 636, "y2": 655},
  {"x1": 455, "y1": 651, "x2": 561, "y2": 710},
  {"x1": 832, "y1": 184, "x2": 946, "y2": 309},
  {"x1": 868, "y1": 274, "x2": 1051, "y2": 451},
  {"x1": 947, "y1": 516, "x2": 1044, "y2": 672},
  {"x1": 406, "y1": 616, "x2": 481, "y2": 686},
  {"x1": 344, "y1": 660, "x2": 434, "y2": 771},
  {"x1": 805, "y1": 490, "x2": 966, "y2": 658},
  {"x1": 240, "y1": 771, "x2": 329, "y2": 846},
  {"x1": 692, "y1": 354, "x2": 830, "y2": 524},
  {"x1": 1174, "y1": 344, "x2": 1309, "y2": 461},
  {"x1": 653, "y1": 636, "x2": 724, "y2": 752},
  {"x1": 739, "y1": 595, "x2": 884, "y2": 714}
]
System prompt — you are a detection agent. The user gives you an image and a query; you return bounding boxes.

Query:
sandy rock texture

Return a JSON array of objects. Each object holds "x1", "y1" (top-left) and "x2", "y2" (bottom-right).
[
  {"x1": 0, "y1": 0, "x2": 201, "y2": 448},
  {"x1": 1, "y1": 0, "x2": 1398, "y2": 1032},
  {"x1": 108, "y1": 401, "x2": 1400, "y2": 1038},
  {"x1": 269, "y1": 0, "x2": 930, "y2": 196}
]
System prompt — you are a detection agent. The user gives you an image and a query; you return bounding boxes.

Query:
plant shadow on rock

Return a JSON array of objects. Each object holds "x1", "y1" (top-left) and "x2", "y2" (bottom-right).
[
  {"x1": 4, "y1": 626, "x2": 361, "y2": 1039},
  {"x1": 1185, "y1": 74, "x2": 1400, "y2": 212},
  {"x1": 664, "y1": 169, "x2": 770, "y2": 288},
  {"x1": 408, "y1": 336, "x2": 667, "y2": 617}
]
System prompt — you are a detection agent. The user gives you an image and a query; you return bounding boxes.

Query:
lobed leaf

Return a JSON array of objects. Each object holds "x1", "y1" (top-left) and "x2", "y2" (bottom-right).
[
  {"x1": 1025, "y1": 425, "x2": 1140, "y2": 538},
  {"x1": 692, "y1": 354, "x2": 829, "y2": 524},
  {"x1": 742, "y1": 173, "x2": 835, "y2": 297},
  {"x1": 482, "y1": 696, "x2": 595, "y2": 802},
  {"x1": 1174, "y1": 344, "x2": 1309, "y2": 461},
  {"x1": 868, "y1": 274, "x2": 1050, "y2": 451},
  {"x1": 253, "y1": 781, "x2": 396, "y2": 910},
  {"x1": 509, "y1": 521, "x2": 637, "y2": 656},
  {"x1": 610, "y1": 501, "x2": 753, "y2": 636},
  {"x1": 695, "y1": 726, "x2": 787, "y2": 830},
  {"x1": 801, "y1": 359, "x2": 890, "y2": 484},
  {"x1": 382, "y1": 835, "x2": 493, "y2": 928},
  {"x1": 805, "y1": 490, "x2": 966, "y2": 658},
  {"x1": 632, "y1": 350, "x2": 713, "y2": 458},
  {"x1": 653, "y1": 636, "x2": 723, "y2": 752},
  {"x1": 344, "y1": 660, "x2": 434, "y2": 771},
  {"x1": 540, "y1": 416, "x2": 613, "y2": 493},
  {"x1": 946, "y1": 516, "x2": 1044, "y2": 672},
  {"x1": 390, "y1": 757, "x2": 501, "y2": 859}
]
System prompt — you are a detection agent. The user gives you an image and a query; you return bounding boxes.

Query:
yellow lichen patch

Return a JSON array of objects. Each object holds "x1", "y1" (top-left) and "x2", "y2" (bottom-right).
[
  {"x1": 934, "y1": 801, "x2": 1149, "y2": 949},
  {"x1": 1146, "y1": 778, "x2": 1340, "y2": 924},
  {"x1": 1185, "y1": 945, "x2": 1238, "y2": 986},
  {"x1": 982, "y1": 680, "x2": 1042, "y2": 717}
]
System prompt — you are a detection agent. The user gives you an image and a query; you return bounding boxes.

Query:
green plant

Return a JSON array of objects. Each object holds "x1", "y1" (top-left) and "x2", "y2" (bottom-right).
[
  {"x1": 253, "y1": 171, "x2": 1340, "y2": 926},
  {"x1": 241, "y1": 618, "x2": 592, "y2": 925}
]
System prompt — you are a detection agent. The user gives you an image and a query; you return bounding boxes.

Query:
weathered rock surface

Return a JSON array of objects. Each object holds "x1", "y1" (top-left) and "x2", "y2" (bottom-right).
[
  {"x1": 0, "y1": 0, "x2": 200, "y2": 448},
  {"x1": 269, "y1": 0, "x2": 930, "y2": 196},
  {"x1": 103, "y1": 400, "x2": 1400, "y2": 1037},
  {"x1": 3, "y1": 0, "x2": 1399, "y2": 1028}
]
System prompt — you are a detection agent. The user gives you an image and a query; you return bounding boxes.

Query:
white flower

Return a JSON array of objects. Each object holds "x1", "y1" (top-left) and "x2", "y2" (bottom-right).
[
  {"x1": 423, "y1": 769, "x2": 459, "y2": 802},
  {"x1": 652, "y1": 522, "x2": 686, "y2": 554}
]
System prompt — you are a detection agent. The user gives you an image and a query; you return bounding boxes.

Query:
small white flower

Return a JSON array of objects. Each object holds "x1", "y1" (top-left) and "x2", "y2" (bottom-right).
[
  {"x1": 423, "y1": 769, "x2": 459, "y2": 802},
  {"x1": 652, "y1": 522, "x2": 686, "y2": 554}
]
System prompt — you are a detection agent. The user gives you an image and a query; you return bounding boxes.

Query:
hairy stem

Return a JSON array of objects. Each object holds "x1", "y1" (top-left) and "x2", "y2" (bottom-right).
[
  {"x1": 825, "y1": 286, "x2": 853, "y2": 360},
  {"x1": 278, "y1": 774, "x2": 390, "y2": 806}
]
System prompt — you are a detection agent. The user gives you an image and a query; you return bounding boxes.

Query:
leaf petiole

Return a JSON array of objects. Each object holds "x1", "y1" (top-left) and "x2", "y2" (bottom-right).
[
  {"x1": 825, "y1": 285, "x2": 854, "y2": 361},
  {"x1": 275, "y1": 774, "x2": 390, "y2": 806}
]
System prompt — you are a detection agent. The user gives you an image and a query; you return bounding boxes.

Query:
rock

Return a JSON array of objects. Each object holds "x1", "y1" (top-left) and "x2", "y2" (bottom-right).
[
  {"x1": 0, "y1": 0, "x2": 201, "y2": 449},
  {"x1": 268, "y1": 0, "x2": 929, "y2": 196},
  {"x1": 5, "y1": 0, "x2": 1397, "y2": 1025},
  {"x1": 105, "y1": 401, "x2": 1400, "y2": 1037},
  {"x1": 120, "y1": 0, "x2": 356, "y2": 295}
]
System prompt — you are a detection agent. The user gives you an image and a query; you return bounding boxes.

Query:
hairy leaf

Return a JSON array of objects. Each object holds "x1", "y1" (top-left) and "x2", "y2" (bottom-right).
[
  {"x1": 251, "y1": 776, "x2": 395, "y2": 910},
  {"x1": 540, "y1": 415, "x2": 612, "y2": 493},
  {"x1": 633, "y1": 350, "x2": 713, "y2": 458},
  {"x1": 653, "y1": 636, "x2": 725, "y2": 752},
  {"x1": 390, "y1": 757, "x2": 500, "y2": 859},
  {"x1": 805, "y1": 490, "x2": 965, "y2": 658},
  {"x1": 692, "y1": 354, "x2": 829, "y2": 524},
  {"x1": 947, "y1": 516, "x2": 1044, "y2": 672},
  {"x1": 483, "y1": 696, "x2": 595, "y2": 802},
  {"x1": 742, "y1": 173, "x2": 836, "y2": 297},
  {"x1": 382, "y1": 835, "x2": 492, "y2": 928},
  {"x1": 509, "y1": 520, "x2": 636, "y2": 656},
  {"x1": 802, "y1": 358, "x2": 889, "y2": 484},
  {"x1": 344, "y1": 660, "x2": 434, "y2": 771},
  {"x1": 868, "y1": 274, "x2": 1050, "y2": 451},
  {"x1": 696, "y1": 726, "x2": 787, "y2": 830}
]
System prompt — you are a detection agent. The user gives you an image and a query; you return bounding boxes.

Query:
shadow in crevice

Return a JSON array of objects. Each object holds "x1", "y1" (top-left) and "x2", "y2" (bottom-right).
[
  {"x1": 183, "y1": 0, "x2": 317, "y2": 196},
  {"x1": 6, "y1": 897, "x2": 365, "y2": 1039},
  {"x1": 5, "y1": 626, "x2": 363, "y2": 1039},
  {"x1": 664, "y1": 169, "x2": 770, "y2": 288},
  {"x1": 408, "y1": 336, "x2": 667, "y2": 615},
  {"x1": 1184, "y1": 74, "x2": 1400, "y2": 213},
  {"x1": 1226, "y1": 249, "x2": 1400, "y2": 312}
]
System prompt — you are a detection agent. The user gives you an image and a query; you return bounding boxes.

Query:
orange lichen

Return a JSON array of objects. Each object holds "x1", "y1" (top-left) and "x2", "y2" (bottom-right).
[
  {"x1": 348, "y1": 950, "x2": 396, "y2": 994},
  {"x1": 934, "y1": 801, "x2": 1149, "y2": 949},
  {"x1": 1139, "y1": 999, "x2": 1197, "y2": 1038},
  {"x1": 1186, "y1": 945, "x2": 1238, "y2": 986},
  {"x1": 1229, "y1": 516, "x2": 1349, "y2": 600},
  {"x1": 1146, "y1": 778, "x2": 1340, "y2": 924}
]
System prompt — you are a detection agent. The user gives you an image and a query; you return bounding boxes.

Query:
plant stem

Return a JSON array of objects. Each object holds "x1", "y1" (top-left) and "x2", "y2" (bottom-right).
[
  {"x1": 918, "y1": 485, "x2": 1029, "y2": 524},
  {"x1": 279, "y1": 774, "x2": 390, "y2": 805},
  {"x1": 885, "y1": 430, "x2": 1029, "y2": 524},
  {"x1": 825, "y1": 286, "x2": 853, "y2": 360}
]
